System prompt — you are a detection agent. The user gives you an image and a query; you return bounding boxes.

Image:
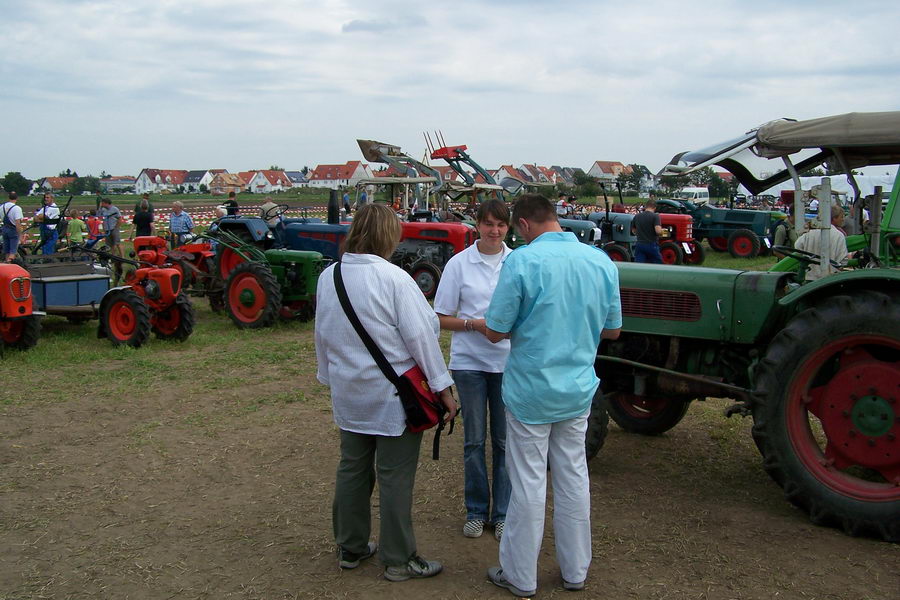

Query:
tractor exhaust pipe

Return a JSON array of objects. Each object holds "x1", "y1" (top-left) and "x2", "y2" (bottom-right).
[{"x1": 328, "y1": 189, "x2": 340, "y2": 225}]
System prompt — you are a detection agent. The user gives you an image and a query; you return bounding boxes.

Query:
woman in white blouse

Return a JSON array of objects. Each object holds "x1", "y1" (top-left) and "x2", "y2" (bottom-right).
[{"x1": 315, "y1": 203, "x2": 457, "y2": 583}]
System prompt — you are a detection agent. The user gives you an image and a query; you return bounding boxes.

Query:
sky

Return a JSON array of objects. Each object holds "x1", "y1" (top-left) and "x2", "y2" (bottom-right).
[{"x1": 2, "y1": 0, "x2": 899, "y2": 181}]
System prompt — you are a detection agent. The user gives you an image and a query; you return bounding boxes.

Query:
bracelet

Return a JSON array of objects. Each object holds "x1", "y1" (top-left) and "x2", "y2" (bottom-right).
[{"x1": 463, "y1": 319, "x2": 469, "y2": 331}]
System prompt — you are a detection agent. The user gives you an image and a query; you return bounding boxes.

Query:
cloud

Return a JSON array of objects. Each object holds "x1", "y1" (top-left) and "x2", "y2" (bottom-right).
[{"x1": 341, "y1": 14, "x2": 427, "y2": 33}]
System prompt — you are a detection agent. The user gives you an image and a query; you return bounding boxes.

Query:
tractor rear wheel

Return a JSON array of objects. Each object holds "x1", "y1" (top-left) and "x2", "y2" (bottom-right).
[
  {"x1": 603, "y1": 243, "x2": 631, "y2": 262},
  {"x1": 708, "y1": 237, "x2": 728, "y2": 252},
  {"x1": 225, "y1": 261, "x2": 282, "y2": 329},
  {"x1": 751, "y1": 291, "x2": 900, "y2": 541},
  {"x1": 410, "y1": 262, "x2": 441, "y2": 300},
  {"x1": 0, "y1": 315, "x2": 41, "y2": 351},
  {"x1": 101, "y1": 288, "x2": 151, "y2": 348},
  {"x1": 585, "y1": 387, "x2": 610, "y2": 461},
  {"x1": 728, "y1": 228, "x2": 761, "y2": 258},
  {"x1": 607, "y1": 391, "x2": 690, "y2": 435},
  {"x1": 152, "y1": 292, "x2": 196, "y2": 341},
  {"x1": 217, "y1": 247, "x2": 246, "y2": 280},
  {"x1": 683, "y1": 241, "x2": 705, "y2": 265},
  {"x1": 659, "y1": 241, "x2": 684, "y2": 265}
]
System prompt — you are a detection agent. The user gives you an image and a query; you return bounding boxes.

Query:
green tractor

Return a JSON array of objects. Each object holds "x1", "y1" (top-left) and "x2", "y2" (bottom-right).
[{"x1": 588, "y1": 112, "x2": 900, "y2": 541}]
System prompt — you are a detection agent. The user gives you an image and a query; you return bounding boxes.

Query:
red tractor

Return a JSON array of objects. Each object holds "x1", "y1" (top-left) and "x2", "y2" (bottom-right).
[
  {"x1": 0, "y1": 263, "x2": 41, "y2": 352},
  {"x1": 133, "y1": 236, "x2": 224, "y2": 312},
  {"x1": 395, "y1": 221, "x2": 477, "y2": 298},
  {"x1": 658, "y1": 213, "x2": 705, "y2": 265},
  {"x1": 86, "y1": 244, "x2": 195, "y2": 348}
]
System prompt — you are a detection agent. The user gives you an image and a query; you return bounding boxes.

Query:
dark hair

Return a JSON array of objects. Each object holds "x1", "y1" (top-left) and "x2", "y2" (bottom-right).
[
  {"x1": 645, "y1": 199, "x2": 657, "y2": 209},
  {"x1": 8, "y1": 191, "x2": 17, "y2": 201},
  {"x1": 228, "y1": 191, "x2": 236, "y2": 198},
  {"x1": 511, "y1": 194, "x2": 556, "y2": 224},
  {"x1": 476, "y1": 199, "x2": 510, "y2": 225}
]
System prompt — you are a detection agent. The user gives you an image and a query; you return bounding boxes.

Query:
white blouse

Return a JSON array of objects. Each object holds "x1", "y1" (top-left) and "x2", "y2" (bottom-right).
[{"x1": 315, "y1": 253, "x2": 454, "y2": 436}]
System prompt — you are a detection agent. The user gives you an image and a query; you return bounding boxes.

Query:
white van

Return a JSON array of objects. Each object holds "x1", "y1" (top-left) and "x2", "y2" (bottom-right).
[{"x1": 674, "y1": 187, "x2": 710, "y2": 205}]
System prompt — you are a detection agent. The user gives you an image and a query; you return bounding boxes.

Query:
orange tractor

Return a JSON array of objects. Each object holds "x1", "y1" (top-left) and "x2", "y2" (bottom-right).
[{"x1": 0, "y1": 263, "x2": 41, "y2": 352}]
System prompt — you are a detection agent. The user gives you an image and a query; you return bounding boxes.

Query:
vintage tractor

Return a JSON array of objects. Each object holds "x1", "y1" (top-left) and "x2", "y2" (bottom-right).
[
  {"x1": 133, "y1": 235, "x2": 225, "y2": 312},
  {"x1": 0, "y1": 263, "x2": 41, "y2": 352},
  {"x1": 655, "y1": 197, "x2": 784, "y2": 258},
  {"x1": 588, "y1": 111, "x2": 900, "y2": 541},
  {"x1": 587, "y1": 211, "x2": 702, "y2": 264}
]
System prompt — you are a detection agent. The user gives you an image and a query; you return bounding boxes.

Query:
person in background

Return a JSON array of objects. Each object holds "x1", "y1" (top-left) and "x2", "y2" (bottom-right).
[
  {"x1": 98, "y1": 197, "x2": 122, "y2": 257},
  {"x1": 794, "y1": 202, "x2": 848, "y2": 281},
  {"x1": 483, "y1": 194, "x2": 622, "y2": 598},
  {"x1": 314, "y1": 203, "x2": 457, "y2": 583},
  {"x1": 134, "y1": 193, "x2": 154, "y2": 215},
  {"x1": 343, "y1": 189, "x2": 352, "y2": 214},
  {"x1": 130, "y1": 199, "x2": 154, "y2": 240},
  {"x1": 631, "y1": 199, "x2": 664, "y2": 263},
  {"x1": 259, "y1": 196, "x2": 280, "y2": 226},
  {"x1": 1, "y1": 191, "x2": 25, "y2": 262},
  {"x1": 168, "y1": 201, "x2": 194, "y2": 248},
  {"x1": 35, "y1": 193, "x2": 61, "y2": 254},
  {"x1": 222, "y1": 191, "x2": 239, "y2": 216},
  {"x1": 66, "y1": 211, "x2": 87, "y2": 246},
  {"x1": 434, "y1": 199, "x2": 513, "y2": 543},
  {"x1": 772, "y1": 205, "x2": 799, "y2": 259},
  {"x1": 85, "y1": 209, "x2": 101, "y2": 244}
]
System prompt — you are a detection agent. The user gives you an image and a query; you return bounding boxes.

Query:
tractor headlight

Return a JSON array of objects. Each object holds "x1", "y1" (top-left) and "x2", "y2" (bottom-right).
[
  {"x1": 266, "y1": 231, "x2": 274, "y2": 239},
  {"x1": 145, "y1": 279, "x2": 161, "y2": 300}
]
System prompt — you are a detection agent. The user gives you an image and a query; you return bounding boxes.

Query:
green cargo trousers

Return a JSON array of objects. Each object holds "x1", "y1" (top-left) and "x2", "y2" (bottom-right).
[{"x1": 333, "y1": 428, "x2": 423, "y2": 567}]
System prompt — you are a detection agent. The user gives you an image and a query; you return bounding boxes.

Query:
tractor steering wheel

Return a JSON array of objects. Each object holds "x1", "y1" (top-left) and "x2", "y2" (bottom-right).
[{"x1": 263, "y1": 203, "x2": 289, "y2": 221}]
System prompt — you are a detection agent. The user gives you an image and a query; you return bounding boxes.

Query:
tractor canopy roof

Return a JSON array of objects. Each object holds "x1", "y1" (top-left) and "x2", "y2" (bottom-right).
[{"x1": 659, "y1": 111, "x2": 900, "y2": 195}]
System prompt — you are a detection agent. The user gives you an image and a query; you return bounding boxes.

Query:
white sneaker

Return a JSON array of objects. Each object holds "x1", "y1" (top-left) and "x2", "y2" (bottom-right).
[{"x1": 463, "y1": 519, "x2": 484, "y2": 538}]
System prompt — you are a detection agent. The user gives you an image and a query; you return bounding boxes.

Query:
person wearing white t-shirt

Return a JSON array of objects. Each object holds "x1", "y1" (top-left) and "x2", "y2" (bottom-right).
[
  {"x1": 1, "y1": 191, "x2": 25, "y2": 262},
  {"x1": 795, "y1": 203, "x2": 848, "y2": 281},
  {"x1": 35, "y1": 193, "x2": 61, "y2": 254},
  {"x1": 434, "y1": 199, "x2": 513, "y2": 542}
]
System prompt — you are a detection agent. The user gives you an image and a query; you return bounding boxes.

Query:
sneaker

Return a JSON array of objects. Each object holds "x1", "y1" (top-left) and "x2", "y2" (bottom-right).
[
  {"x1": 487, "y1": 566, "x2": 536, "y2": 598},
  {"x1": 338, "y1": 541, "x2": 377, "y2": 569},
  {"x1": 463, "y1": 519, "x2": 484, "y2": 538},
  {"x1": 384, "y1": 555, "x2": 443, "y2": 582},
  {"x1": 563, "y1": 579, "x2": 585, "y2": 591},
  {"x1": 494, "y1": 521, "x2": 505, "y2": 541}
]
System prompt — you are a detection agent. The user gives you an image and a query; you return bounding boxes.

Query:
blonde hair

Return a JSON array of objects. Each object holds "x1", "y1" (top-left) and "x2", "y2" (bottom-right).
[{"x1": 343, "y1": 203, "x2": 401, "y2": 258}]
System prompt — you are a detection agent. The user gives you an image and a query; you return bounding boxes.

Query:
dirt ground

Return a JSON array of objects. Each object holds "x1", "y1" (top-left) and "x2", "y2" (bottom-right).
[{"x1": 1, "y1": 321, "x2": 897, "y2": 600}]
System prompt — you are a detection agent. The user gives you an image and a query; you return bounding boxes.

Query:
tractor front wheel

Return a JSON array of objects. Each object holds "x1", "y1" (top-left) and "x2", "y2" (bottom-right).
[
  {"x1": 607, "y1": 391, "x2": 690, "y2": 435},
  {"x1": 225, "y1": 261, "x2": 282, "y2": 329},
  {"x1": 585, "y1": 387, "x2": 610, "y2": 461},
  {"x1": 707, "y1": 237, "x2": 728, "y2": 252},
  {"x1": 0, "y1": 315, "x2": 41, "y2": 351},
  {"x1": 410, "y1": 262, "x2": 441, "y2": 300},
  {"x1": 683, "y1": 241, "x2": 705, "y2": 265},
  {"x1": 659, "y1": 241, "x2": 684, "y2": 265},
  {"x1": 751, "y1": 291, "x2": 900, "y2": 541},
  {"x1": 603, "y1": 243, "x2": 632, "y2": 262},
  {"x1": 152, "y1": 292, "x2": 196, "y2": 341},
  {"x1": 101, "y1": 288, "x2": 151, "y2": 348},
  {"x1": 728, "y1": 228, "x2": 761, "y2": 258}
]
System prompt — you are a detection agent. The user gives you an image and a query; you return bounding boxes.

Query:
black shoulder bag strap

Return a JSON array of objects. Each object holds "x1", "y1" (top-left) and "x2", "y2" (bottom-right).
[{"x1": 332, "y1": 261, "x2": 450, "y2": 459}]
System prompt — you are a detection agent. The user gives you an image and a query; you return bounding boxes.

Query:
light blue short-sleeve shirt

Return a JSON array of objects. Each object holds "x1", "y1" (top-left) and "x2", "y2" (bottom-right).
[{"x1": 485, "y1": 231, "x2": 622, "y2": 424}]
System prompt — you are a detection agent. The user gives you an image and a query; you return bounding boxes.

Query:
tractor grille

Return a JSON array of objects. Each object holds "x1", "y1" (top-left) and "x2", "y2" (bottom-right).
[
  {"x1": 621, "y1": 288, "x2": 702, "y2": 321},
  {"x1": 9, "y1": 276, "x2": 31, "y2": 302}
]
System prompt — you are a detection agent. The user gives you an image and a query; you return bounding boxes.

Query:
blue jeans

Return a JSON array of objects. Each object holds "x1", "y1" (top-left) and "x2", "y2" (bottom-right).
[
  {"x1": 40, "y1": 227, "x2": 58, "y2": 254},
  {"x1": 634, "y1": 242, "x2": 662, "y2": 263},
  {"x1": 453, "y1": 370, "x2": 510, "y2": 523}
]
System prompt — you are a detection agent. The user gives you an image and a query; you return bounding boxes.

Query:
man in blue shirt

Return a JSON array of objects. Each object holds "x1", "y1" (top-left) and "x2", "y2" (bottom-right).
[
  {"x1": 168, "y1": 201, "x2": 195, "y2": 249},
  {"x1": 484, "y1": 194, "x2": 621, "y2": 597}
]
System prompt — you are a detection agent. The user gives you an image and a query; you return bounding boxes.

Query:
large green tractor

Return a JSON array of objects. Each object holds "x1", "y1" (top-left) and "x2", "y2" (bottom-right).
[{"x1": 588, "y1": 112, "x2": 900, "y2": 541}]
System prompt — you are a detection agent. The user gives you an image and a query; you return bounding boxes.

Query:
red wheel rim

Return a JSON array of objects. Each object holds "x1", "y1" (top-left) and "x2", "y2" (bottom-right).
[
  {"x1": 108, "y1": 301, "x2": 137, "y2": 339},
  {"x1": 219, "y1": 248, "x2": 245, "y2": 279},
  {"x1": 154, "y1": 305, "x2": 181, "y2": 334},
  {"x1": 731, "y1": 235, "x2": 754, "y2": 257},
  {"x1": 786, "y1": 334, "x2": 900, "y2": 501},
  {"x1": 412, "y1": 268, "x2": 437, "y2": 296},
  {"x1": 607, "y1": 250, "x2": 626, "y2": 261},
  {"x1": 660, "y1": 246, "x2": 677, "y2": 264},
  {"x1": 708, "y1": 237, "x2": 727, "y2": 251},
  {"x1": 685, "y1": 242, "x2": 703, "y2": 264},
  {"x1": 613, "y1": 393, "x2": 671, "y2": 419},
  {"x1": 229, "y1": 273, "x2": 267, "y2": 323},
  {"x1": 0, "y1": 320, "x2": 24, "y2": 343}
]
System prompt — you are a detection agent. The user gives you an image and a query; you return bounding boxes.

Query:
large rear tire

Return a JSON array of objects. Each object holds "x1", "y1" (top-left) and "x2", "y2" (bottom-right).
[
  {"x1": 728, "y1": 228, "x2": 761, "y2": 258},
  {"x1": 585, "y1": 387, "x2": 610, "y2": 461},
  {"x1": 602, "y1": 243, "x2": 631, "y2": 262},
  {"x1": 152, "y1": 292, "x2": 196, "y2": 341},
  {"x1": 607, "y1": 391, "x2": 690, "y2": 435},
  {"x1": 101, "y1": 288, "x2": 151, "y2": 348},
  {"x1": 707, "y1": 237, "x2": 728, "y2": 252},
  {"x1": 0, "y1": 315, "x2": 41, "y2": 351},
  {"x1": 751, "y1": 291, "x2": 900, "y2": 541},
  {"x1": 225, "y1": 261, "x2": 282, "y2": 329}
]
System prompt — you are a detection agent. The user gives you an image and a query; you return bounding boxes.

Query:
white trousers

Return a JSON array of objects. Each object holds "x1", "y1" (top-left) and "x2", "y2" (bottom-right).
[{"x1": 499, "y1": 410, "x2": 591, "y2": 591}]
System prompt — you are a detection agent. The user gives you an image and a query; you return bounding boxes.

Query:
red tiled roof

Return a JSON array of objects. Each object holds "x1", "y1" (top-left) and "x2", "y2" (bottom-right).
[
  {"x1": 42, "y1": 177, "x2": 76, "y2": 189},
  {"x1": 432, "y1": 166, "x2": 460, "y2": 181},
  {"x1": 373, "y1": 165, "x2": 405, "y2": 177},
  {"x1": 159, "y1": 169, "x2": 188, "y2": 185},
  {"x1": 258, "y1": 170, "x2": 291, "y2": 186},
  {"x1": 310, "y1": 161, "x2": 365, "y2": 181},
  {"x1": 591, "y1": 161, "x2": 628, "y2": 175},
  {"x1": 238, "y1": 171, "x2": 257, "y2": 184}
]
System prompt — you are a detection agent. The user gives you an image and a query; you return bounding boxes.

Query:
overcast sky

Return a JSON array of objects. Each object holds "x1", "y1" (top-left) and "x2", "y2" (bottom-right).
[{"x1": 2, "y1": 0, "x2": 898, "y2": 181}]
